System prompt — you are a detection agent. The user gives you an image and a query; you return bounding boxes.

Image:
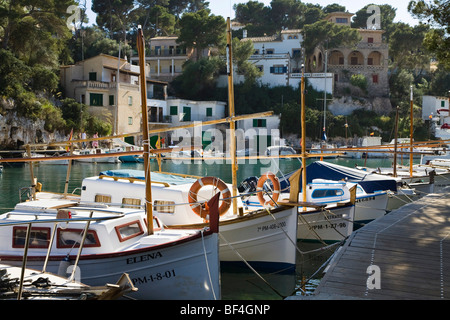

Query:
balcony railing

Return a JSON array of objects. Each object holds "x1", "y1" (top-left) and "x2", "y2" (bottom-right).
[
  {"x1": 148, "y1": 48, "x2": 187, "y2": 57},
  {"x1": 71, "y1": 80, "x2": 139, "y2": 90}
]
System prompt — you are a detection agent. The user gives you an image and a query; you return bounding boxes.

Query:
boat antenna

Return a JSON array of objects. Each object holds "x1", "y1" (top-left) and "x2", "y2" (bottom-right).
[{"x1": 137, "y1": 25, "x2": 154, "y2": 235}]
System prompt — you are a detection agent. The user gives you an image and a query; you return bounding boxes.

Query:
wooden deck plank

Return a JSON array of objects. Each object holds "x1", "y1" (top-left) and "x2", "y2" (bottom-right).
[{"x1": 294, "y1": 191, "x2": 450, "y2": 300}]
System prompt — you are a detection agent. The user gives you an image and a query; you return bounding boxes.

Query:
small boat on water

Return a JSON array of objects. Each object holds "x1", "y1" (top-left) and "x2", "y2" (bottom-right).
[
  {"x1": 0, "y1": 193, "x2": 221, "y2": 300},
  {"x1": 78, "y1": 170, "x2": 299, "y2": 272},
  {"x1": 240, "y1": 171, "x2": 388, "y2": 240},
  {"x1": 73, "y1": 148, "x2": 121, "y2": 163},
  {"x1": 0, "y1": 264, "x2": 136, "y2": 300},
  {"x1": 0, "y1": 211, "x2": 136, "y2": 300}
]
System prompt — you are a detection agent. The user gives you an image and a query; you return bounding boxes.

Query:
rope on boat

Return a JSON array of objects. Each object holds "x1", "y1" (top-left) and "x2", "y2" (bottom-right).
[
  {"x1": 200, "y1": 229, "x2": 218, "y2": 300},
  {"x1": 218, "y1": 233, "x2": 286, "y2": 299},
  {"x1": 292, "y1": 241, "x2": 344, "y2": 296}
]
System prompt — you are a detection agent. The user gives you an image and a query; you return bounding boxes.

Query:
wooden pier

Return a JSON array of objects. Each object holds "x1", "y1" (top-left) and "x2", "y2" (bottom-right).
[{"x1": 290, "y1": 189, "x2": 450, "y2": 300}]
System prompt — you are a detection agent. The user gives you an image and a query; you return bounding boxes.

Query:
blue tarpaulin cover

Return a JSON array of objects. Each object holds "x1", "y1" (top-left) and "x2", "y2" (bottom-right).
[{"x1": 278, "y1": 161, "x2": 398, "y2": 193}]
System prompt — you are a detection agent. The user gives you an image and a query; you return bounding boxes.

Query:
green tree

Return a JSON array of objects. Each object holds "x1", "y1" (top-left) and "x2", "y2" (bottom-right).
[
  {"x1": 389, "y1": 22, "x2": 432, "y2": 75},
  {"x1": 323, "y1": 3, "x2": 346, "y2": 14},
  {"x1": 0, "y1": 0, "x2": 75, "y2": 66},
  {"x1": 92, "y1": 0, "x2": 136, "y2": 43},
  {"x1": 171, "y1": 57, "x2": 224, "y2": 99},
  {"x1": 408, "y1": 0, "x2": 450, "y2": 64},
  {"x1": 234, "y1": 1, "x2": 274, "y2": 37},
  {"x1": 177, "y1": 9, "x2": 226, "y2": 60},
  {"x1": 302, "y1": 20, "x2": 361, "y2": 56},
  {"x1": 351, "y1": 4, "x2": 397, "y2": 41},
  {"x1": 350, "y1": 74, "x2": 368, "y2": 92},
  {"x1": 232, "y1": 38, "x2": 262, "y2": 84},
  {"x1": 269, "y1": 0, "x2": 305, "y2": 30}
]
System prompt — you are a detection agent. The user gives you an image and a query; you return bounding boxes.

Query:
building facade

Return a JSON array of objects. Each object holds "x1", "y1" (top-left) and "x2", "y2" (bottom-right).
[
  {"x1": 312, "y1": 12, "x2": 390, "y2": 98},
  {"x1": 130, "y1": 36, "x2": 210, "y2": 82},
  {"x1": 239, "y1": 29, "x2": 332, "y2": 93},
  {"x1": 60, "y1": 54, "x2": 145, "y2": 135}
]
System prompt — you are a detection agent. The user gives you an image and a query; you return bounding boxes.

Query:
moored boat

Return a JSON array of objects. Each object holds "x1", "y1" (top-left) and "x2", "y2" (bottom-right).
[{"x1": 0, "y1": 194, "x2": 221, "y2": 300}]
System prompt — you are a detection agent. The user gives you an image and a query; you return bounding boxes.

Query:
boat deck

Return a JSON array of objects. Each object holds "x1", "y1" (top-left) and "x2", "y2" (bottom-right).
[{"x1": 289, "y1": 188, "x2": 450, "y2": 300}]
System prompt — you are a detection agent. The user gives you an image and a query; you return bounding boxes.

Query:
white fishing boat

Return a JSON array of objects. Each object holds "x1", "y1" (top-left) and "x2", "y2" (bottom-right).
[
  {"x1": 0, "y1": 194, "x2": 221, "y2": 300},
  {"x1": 73, "y1": 148, "x2": 121, "y2": 163},
  {"x1": 78, "y1": 171, "x2": 298, "y2": 271},
  {"x1": 242, "y1": 175, "x2": 387, "y2": 229},
  {"x1": 243, "y1": 174, "x2": 356, "y2": 242},
  {"x1": 32, "y1": 153, "x2": 70, "y2": 165}
]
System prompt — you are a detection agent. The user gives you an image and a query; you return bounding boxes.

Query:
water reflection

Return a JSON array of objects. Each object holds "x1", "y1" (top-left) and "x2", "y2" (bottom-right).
[{"x1": 221, "y1": 242, "x2": 339, "y2": 300}]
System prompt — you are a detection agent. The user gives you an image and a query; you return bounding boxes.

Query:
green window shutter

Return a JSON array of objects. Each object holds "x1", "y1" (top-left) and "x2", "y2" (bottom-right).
[
  {"x1": 90, "y1": 93, "x2": 103, "y2": 106},
  {"x1": 109, "y1": 95, "x2": 114, "y2": 105},
  {"x1": 206, "y1": 108, "x2": 212, "y2": 117},
  {"x1": 253, "y1": 119, "x2": 266, "y2": 127},
  {"x1": 442, "y1": 101, "x2": 446, "y2": 107},
  {"x1": 182, "y1": 106, "x2": 191, "y2": 122},
  {"x1": 170, "y1": 106, "x2": 178, "y2": 115},
  {"x1": 89, "y1": 72, "x2": 97, "y2": 81}
]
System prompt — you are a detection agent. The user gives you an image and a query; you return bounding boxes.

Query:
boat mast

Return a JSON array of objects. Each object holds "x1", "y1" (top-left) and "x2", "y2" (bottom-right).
[
  {"x1": 137, "y1": 26, "x2": 154, "y2": 235},
  {"x1": 393, "y1": 106, "x2": 399, "y2": 178},
  {"x1": 301, "y1": 58, "x2": 307, "y2": 205},
  {"x1": 322, "y1": 49, "x2": 328, "y2": 142},
  {"x1": 226, "y1": 17, "x2": 238, "y2": 215},
  {"x1": 410, "y1": 85, "x2": 414, "y2": 177}
]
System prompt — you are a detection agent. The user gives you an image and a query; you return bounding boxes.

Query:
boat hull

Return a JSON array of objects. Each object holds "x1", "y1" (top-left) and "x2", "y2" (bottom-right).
[
  {"x1": 217, "y1": 206, "x2": 298, "y2": 272},
  {"x1": 0, "y1": 232, "x2": 220, "y2": 300},
  {"x1": 297, "y1": 203, "x2": 355, "y2": 243},
  {"x1": 354, "y1": 192, "x2": 388, "y2": 228}
]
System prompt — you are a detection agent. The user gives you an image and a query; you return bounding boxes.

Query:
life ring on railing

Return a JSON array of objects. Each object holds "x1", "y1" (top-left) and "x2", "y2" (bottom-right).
[
  {"x1": 188, "y1": 177, "x2": 231, "y2": 220},
  {"x1": 256, "y1": 172, "x2": 281, "y2": 206}
]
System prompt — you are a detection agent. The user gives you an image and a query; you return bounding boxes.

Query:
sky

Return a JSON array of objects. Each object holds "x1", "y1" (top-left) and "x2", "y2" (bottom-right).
[{"x1": 84, "y1": 0, "x2": 419, "y2": 27}]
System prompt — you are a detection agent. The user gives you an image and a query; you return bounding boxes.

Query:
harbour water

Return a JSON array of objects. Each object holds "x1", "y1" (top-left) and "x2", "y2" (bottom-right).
[{"x1": 0, "y1": 156, "x2": 417, "y2": 299}]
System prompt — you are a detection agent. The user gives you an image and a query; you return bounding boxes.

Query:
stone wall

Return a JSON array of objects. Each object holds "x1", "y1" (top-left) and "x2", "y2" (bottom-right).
[{"x1": 0, "y1": 111, "x2": 67, "y2": 150}]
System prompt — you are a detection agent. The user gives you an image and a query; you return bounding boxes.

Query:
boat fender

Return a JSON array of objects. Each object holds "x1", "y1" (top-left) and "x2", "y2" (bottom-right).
[
  {"x1": 256, "y1": 172, "x2": 281, "y2": 206},
  {"x1": 188, "y1": 177, "x2": 231, "y2": 220},
  {"x1": 57, "y1": 255, "x2": 71, "y2": 277}
]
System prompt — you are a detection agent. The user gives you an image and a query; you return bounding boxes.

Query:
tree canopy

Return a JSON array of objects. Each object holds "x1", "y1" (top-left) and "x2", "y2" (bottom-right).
[{"x1": 408, "y1": 0, "x2": 450, "y2": 69}]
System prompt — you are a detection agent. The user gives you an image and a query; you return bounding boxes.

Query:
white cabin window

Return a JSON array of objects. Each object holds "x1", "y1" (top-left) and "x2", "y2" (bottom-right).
[
  {"x1": 153, "y1": 200, "x2": 175, "y2": 213},
  {"x1": 57, "y1": 228, "x2": 101, "y2": 248},
  {"x1": 115, "y1": 220, "x2": 144, "y2": 242}
]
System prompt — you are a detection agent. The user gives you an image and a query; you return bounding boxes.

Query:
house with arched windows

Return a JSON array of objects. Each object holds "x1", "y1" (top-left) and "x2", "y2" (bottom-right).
[{"x1": 307, "y1": 12, "x2": 390, "y2": 99}]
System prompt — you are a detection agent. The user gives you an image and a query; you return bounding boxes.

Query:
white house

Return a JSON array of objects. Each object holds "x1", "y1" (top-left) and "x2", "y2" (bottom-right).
[
  {"x1": 422, "y1": 95, "x2": 450, "y2": 121},
  {"x1": 240, "y1": 29, "x2": 332, "y2": 93}
]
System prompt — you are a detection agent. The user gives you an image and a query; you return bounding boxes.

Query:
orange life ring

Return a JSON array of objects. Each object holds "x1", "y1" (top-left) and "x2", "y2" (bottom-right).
[
  {"x1": 188, "y1": 177, "x2": 231, "y2": 220},
  {"x1": 256, "y1": 172, "x2": 281, "y2": 206}
]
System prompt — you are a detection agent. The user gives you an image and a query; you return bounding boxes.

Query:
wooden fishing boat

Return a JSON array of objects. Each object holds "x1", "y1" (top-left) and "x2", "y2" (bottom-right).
[{"x1": 0, "y1": 196, "x2": 221, "y2": 300}]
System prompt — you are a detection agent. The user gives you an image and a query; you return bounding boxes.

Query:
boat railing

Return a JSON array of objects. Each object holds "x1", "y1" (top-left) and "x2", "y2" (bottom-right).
[{"x1": 0, "y1": 209, "x2": 124, "y2": 300}]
